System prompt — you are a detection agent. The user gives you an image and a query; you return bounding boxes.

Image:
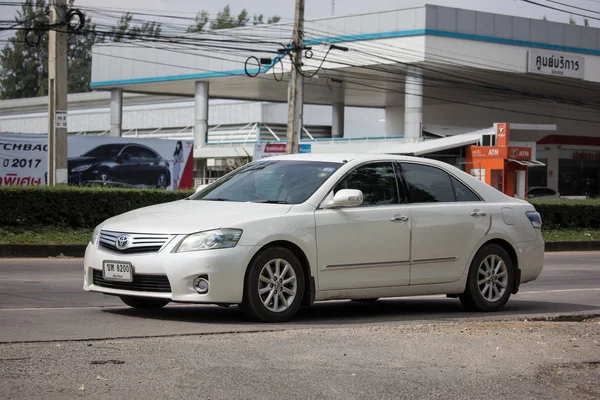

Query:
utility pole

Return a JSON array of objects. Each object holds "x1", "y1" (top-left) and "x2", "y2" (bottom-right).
[
  {"x1": 48, "y1": 0, "x2": 68, "y2": 185},
  {"x1": 285, "y1": 0, "x2": 304, "y2": 154},
  {"x1": 331, "y1": 0, "x2": 335, "y2": 17}
]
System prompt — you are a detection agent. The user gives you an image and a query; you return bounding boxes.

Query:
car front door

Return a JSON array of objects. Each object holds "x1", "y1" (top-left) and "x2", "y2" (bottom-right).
[
  {"x1": 399, "y1": 162, "x2": 489, "y2": 285},
  {"x1": 137, "y1": 147, "x2": 160, "y2": 185},
  {"x1": 114, "y1": 146, "x2": 140, "y2": 184},
  {"x1": 315, "y1": 162, "x2": 411, "y2": 291}
]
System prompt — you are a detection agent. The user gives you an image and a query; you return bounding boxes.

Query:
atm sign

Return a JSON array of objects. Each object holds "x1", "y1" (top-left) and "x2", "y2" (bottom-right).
[{"x1": 508, "y1": 147, "x2": 532, "y2": 160}]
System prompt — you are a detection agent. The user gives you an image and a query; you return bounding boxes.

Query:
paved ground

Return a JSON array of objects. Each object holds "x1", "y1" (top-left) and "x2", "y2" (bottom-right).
[{"x1": 1, "y1": 252, "x2": 599, "y2": 399}]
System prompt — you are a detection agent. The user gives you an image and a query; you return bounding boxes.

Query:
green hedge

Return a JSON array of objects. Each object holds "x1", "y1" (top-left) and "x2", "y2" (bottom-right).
[
  {"x1": 0, "y1": 186, "x2": 193, "y2": 228},
  {"x1": 530, "y1": 199, "x2": 600, "y2": 230},
  {"x1": 0, "y1": 187, "x2": 598, "y2": 230}
]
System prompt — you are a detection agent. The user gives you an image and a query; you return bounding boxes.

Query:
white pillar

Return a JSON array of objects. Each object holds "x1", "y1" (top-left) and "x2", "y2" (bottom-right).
[
  {"x1": 332, "y1": 102, "x2": 345, "y2": 138},
  {"x1": 194, "y1": 81, "x2": 209, "y2": 148},
  {"x1": 404, "y1": 66, "x2": 423, "y2": 142},
  {"x1": 109, "y1": 89, "x2": 123, "y2": 137},
  {"x1": 331, "y1": 81, "x2": 345, "y2": 138},
  {"x1": 385, "y1": 106, "x2": 405, "y2": 137},
  {"x1": 547, "y1": 145, "x2": 559, "y2": 191}
]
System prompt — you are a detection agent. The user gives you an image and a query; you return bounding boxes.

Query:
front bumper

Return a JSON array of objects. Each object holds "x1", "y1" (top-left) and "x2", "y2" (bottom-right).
[{"x1": 83, "y1": 237, "x2": 260, "y2": 304}]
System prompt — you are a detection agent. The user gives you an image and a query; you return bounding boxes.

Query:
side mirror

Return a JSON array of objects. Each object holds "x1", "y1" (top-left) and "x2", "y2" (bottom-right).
[{"x1": 324, "y1": 189, "x2": 363, "y2": 208}]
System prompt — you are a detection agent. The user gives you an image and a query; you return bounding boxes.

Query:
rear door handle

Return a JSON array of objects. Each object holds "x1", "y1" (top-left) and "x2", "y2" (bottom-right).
[
  {"x1": 390, "y1": 216, "x2": 409, "y2": 222},
  {"x1": 471, "y1": 211, "x2": 487, "y2": 217}
]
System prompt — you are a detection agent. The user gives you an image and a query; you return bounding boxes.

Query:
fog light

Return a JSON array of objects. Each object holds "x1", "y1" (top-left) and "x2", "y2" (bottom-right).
[{"x1": 193, "y1": 277, "x2": 209, "y2": 294}]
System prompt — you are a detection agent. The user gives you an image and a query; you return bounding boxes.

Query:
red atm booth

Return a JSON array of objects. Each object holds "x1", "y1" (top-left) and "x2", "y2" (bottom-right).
[{"x1": 465, "y1": 123, "x2": 544, "y2": 198}]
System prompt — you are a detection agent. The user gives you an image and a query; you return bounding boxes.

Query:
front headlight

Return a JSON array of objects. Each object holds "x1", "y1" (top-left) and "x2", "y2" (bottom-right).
[
  {"x1": 175, "y1": 229, "x2": 243, "y2": 253},
  {"x1": 72, "y1": 164, "x2": 92, "y2": 173},
  {"x1": 91, "y1": 225, "x2": 101, "y2": 244}
]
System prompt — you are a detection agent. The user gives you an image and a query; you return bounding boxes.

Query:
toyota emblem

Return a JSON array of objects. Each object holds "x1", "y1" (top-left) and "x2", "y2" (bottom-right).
[{"x1": 116, "y1": 235, "x2": 131, "y2": 250}]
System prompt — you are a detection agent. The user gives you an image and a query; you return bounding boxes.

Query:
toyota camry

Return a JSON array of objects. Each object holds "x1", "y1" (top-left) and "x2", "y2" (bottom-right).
[{"x1": 83, "y1": 153, "x2": 544, "y2": 322}]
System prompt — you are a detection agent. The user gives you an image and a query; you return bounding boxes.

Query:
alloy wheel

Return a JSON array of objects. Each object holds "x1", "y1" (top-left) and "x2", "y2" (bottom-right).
[
  {"x1": 477, "y1": 254, "x2": 508, "y2": 302},
  {"x1": 258, "y1": 258, "x2": 297, "y2": 312}
]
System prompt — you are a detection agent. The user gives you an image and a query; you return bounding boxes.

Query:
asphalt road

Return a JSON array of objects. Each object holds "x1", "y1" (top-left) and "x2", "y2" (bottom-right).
[
  {"x1": 1, "y1": 253, "x2": 599, "y2": 399},
  {"x1": 1, "y1": 252, "x2": 599, "y2": 343}
]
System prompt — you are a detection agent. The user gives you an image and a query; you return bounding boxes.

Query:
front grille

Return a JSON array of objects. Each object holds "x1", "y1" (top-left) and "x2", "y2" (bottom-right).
[
  {"x1": 92, "y1": 269, "x2": 172, "y2": 293},
  {"x1": 99, "y1": 231, "x2": 172, "y2": 254}
]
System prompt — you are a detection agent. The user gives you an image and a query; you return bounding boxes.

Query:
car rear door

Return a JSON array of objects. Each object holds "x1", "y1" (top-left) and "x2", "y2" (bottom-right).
[
  {"x1": 398, "y1": 162, "x2": 489, "y2": 285},
  {"x1": 315, "y1": 162, "x2": 411, "y2": 291}
]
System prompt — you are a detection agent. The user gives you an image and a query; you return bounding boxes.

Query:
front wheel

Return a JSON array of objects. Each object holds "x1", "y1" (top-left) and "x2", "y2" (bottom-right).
[
  {"x1": 459, "y1": 244, "x2": 515, "y2": 312},
  {"x1": 239, "y1": 247, "x2": 305, "y2": 322},
  {"x1": 156, "y1": 173, "x2": 169, "y2": 189},
  {"x1": 119, "y1": 295, "x2": 170, "y2": 310}
]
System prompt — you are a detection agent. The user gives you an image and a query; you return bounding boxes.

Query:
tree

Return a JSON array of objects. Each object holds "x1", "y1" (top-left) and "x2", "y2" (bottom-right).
[
  {"x1": 569, "y1": 15, "x2": 576, "y2": 25},
  {"x1": 188, "y1": 5, "x2": 281, "y2": 32},
  {"x1": 111, "y1": 12, "x2": 161, "y2": 42},
  {"x1": 188, "y1": 11, "x2": 210, "y2": 33},
  {"x1": 584, "y1": 18, "x2": 590, "y2": 27},
  {"x1": 0, "y1": 1, "x2": 163, "y2": 99},
  {"x1": 1, "y1": 0, "x2": 50, "y2": 99}
]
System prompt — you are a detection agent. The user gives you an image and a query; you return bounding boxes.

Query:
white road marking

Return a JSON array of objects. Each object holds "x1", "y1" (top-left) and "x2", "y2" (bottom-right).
[{"x1": 520, "y1": 288, "x2": 600, "y2": 294}]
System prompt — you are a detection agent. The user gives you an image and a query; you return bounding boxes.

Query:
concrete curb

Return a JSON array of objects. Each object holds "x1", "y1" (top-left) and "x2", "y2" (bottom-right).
[
  {"x1": 0, "y1": 244, "x2": 87, "y2": 258},
  {"x1": 544, "y1": 241, "x2": 600, "y2": 252},
  {"x1": 0, "y1": 241, "x2": 599, "y2": 258}
]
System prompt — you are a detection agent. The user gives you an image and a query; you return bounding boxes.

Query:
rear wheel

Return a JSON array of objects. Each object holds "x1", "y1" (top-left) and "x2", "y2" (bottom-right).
[
  {"x1": 119, "y1": 295, "x2": 169, "y2": 310},
  {"x1": 239, "y1": 247, "x2": 305, "y2": 322},
  {"x1": 459, "y1": 244, "x2": 514, "y2": 312}
]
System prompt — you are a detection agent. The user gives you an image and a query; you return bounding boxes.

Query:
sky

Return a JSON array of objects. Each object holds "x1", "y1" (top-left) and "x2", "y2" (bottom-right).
[{"x1": 1, "y1": 0, "x2": 600, "y2": 28}]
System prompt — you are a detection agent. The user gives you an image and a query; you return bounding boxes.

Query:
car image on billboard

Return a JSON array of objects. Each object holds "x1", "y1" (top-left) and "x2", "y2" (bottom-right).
[{"x1": 68, "y1": 143, "x2": 171, "y2": 189}]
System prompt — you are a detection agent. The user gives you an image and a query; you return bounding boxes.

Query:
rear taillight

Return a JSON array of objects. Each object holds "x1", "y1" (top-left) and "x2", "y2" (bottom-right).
[{"x1": 526, "y1": 211, "x2": 542, "y2": 229}]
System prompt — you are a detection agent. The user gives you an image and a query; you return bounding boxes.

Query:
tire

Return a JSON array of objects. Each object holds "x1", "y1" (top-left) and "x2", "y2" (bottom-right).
[
  {"x1": 156, "y1": 173, "x2": 168, "y2": 189},
  {"x1": 96, "y1": 170, "x2": 112, "y2": 183},
  {"x1": 459, "y1": 244, "x2": 515, "y2": 312},
  {"x1": 119, "y1": 295, "x2": 170, "y2": 310},
  {"x1": 239, "y1": 247, "x2": 305, "y2": 323}
]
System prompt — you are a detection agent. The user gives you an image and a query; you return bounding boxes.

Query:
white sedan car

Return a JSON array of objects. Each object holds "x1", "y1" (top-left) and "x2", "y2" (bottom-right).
[{"x1": 83, "y1": 153, "x2": 544, "y2": 322}]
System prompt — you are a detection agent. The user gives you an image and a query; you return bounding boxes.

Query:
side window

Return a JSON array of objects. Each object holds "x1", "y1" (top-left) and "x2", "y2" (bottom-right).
[
  {"x1": 400, "y1": 163, "x2": 455, "y2": 203},
  {"x1": 451, "y1": 176, "x2": 481, "y2": 202},
  {"x1": 541, "y1": 188, "x2": 557, "y2": 196},
  {"x1": 138, "y1": 147, "x2": 158, "y2": 159},
  {"x1": 334, "y1": 162, "x2": 399, "y2": 207},
  {"x1": 121, "y1": 146, "x2": 139, "y2": 158}
]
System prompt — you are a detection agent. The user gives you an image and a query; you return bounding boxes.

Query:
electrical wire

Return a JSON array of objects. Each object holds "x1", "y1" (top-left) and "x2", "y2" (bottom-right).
[
  {"x1": 544, "y1": 0, "x2": 600, "y2": 16},
  {"x1": 520, "y1": 0, "x2": 600, "y2": 22},
  {"x1": 6, "y1": 4, "x2": 600, "y2": 124}
]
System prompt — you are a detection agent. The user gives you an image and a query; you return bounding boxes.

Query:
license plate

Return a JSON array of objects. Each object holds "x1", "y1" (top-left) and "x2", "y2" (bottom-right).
[{"x1": 103, "y1": 261, "x2": 133, "y2": 282}]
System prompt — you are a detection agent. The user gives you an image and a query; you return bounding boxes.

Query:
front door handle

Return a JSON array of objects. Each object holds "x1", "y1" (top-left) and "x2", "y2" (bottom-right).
[
  {"x1": 471, "y1": 211, "x2": 487, "y2": 217},
  {"x1": 391, "y1": 216, "x2": 409, "y2": 222}
]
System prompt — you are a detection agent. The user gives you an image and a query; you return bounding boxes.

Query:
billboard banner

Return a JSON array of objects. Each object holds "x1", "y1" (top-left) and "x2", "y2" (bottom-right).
[
  {"x1": 0, "y1": 134, "x2": 194, "y2": 190},
  {"x1": 253, "y1": 142, "x2": 311, "y2": 161}
]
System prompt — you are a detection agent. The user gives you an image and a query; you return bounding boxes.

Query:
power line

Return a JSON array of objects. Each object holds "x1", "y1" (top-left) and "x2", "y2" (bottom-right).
[
  {"x1": 544, "y1": 0, "x2": 600, "y2": 16},
  {"x1": 520, "y1": 0, "x2": 600, "y2": 22}
]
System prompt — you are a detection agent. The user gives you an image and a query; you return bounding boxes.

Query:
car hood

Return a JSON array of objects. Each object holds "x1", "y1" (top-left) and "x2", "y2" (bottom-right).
[{"x1": 100, "y1": 200, "x2": 293, "y2": 235}]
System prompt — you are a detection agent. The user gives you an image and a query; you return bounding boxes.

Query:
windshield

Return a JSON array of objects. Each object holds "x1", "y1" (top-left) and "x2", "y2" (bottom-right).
[
  {"x1": 192, "y1": 160, "x2": 342, "y2": 204},
  {"x1": 82, "y1": 144, "x2": 125, "y2": 158}
]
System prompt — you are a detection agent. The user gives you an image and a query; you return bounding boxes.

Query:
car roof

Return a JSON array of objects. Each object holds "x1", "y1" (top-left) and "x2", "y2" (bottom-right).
[{"x1": 256, "y1": 153, "x2": 428, "y2": 164}]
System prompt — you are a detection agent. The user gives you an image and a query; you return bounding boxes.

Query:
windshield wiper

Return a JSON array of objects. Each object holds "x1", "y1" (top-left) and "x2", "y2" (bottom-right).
[
  {"x1": 203, "y1": 198, "x2": 233, "y2": 202},
  {"x1": 258, "y1": 200, "x2": 290, "y2": 204}
]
